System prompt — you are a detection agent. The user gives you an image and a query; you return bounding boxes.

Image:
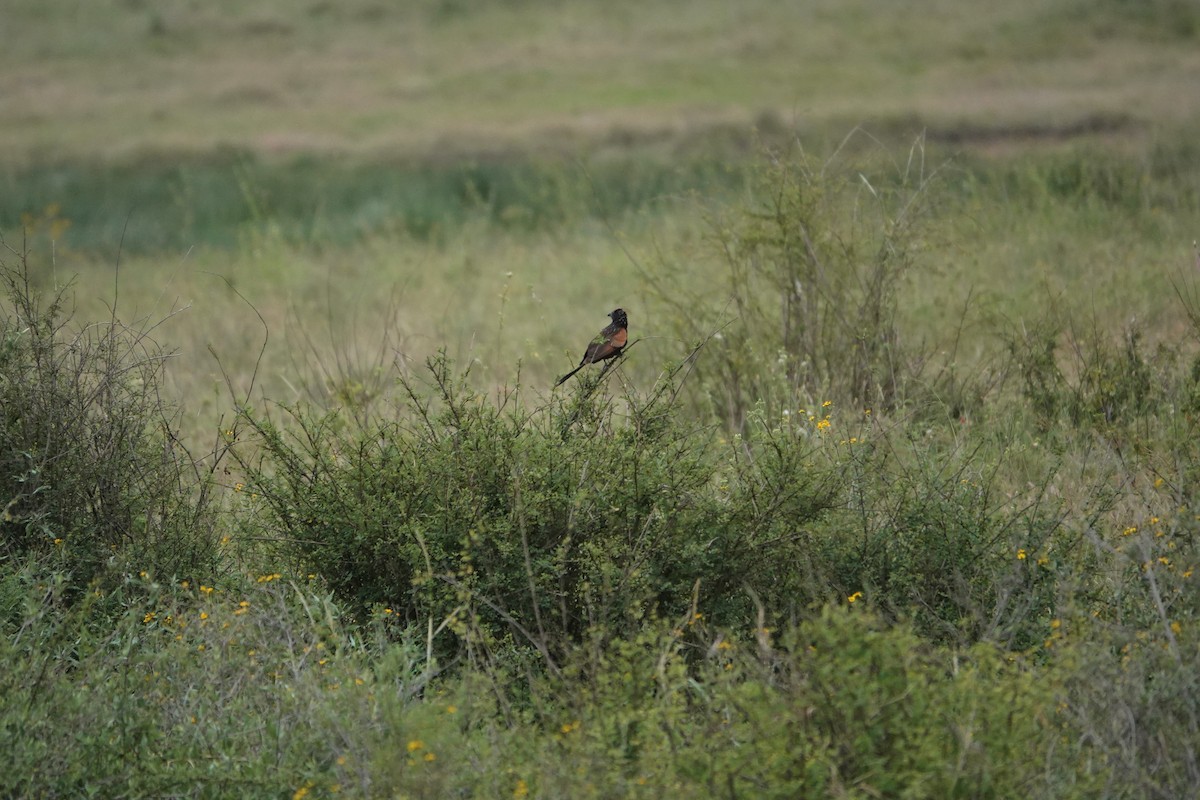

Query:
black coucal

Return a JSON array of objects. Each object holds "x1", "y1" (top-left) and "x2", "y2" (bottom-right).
[{"x1": 554, "y1": 308, "x2": 628, "y2": 387}]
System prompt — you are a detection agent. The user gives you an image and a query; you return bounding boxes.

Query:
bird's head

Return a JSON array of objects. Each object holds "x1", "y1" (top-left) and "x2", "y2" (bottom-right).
[{"x1": 609, "y1": 308, "x2": 628, "y2": 328}]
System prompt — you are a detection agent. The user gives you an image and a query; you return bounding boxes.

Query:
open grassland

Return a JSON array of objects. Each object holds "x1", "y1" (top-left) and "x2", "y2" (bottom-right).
[
  {"x1": 3, "y1": 0, "x2": 1200, "y2": 160},
  {"x1": 4, "y1": 1, "x2": 1200, "y2": 798}
]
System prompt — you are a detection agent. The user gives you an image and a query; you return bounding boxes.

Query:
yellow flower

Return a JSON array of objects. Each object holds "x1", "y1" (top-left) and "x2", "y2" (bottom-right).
[
  {"x1": 514, "y1": 779, "x2": 529, "y2": 798},
  {"x1": 292, "y1": 783, "x2": 313, "y2": 800},
  {"x1": 1122, "y1": 527, "x2": 1137, "y2": 537},
  {"x1": 1017, "y1": 549, "x2": 1027, "y2": 560},
  {"x1": 407, "y1": 740, "x2": 424, "y2": 753},
  {"x1": 423, "y1": 752, "x2": 436, "y2": 762},
  {"x1": 445, "y1": 705, "x2": 457, "y2": 714},
  {"x1": 1171, "y1": 621, "x2": 1182, "y2": 635},
  {"x1": 847, "y1": 591, "x2": 863, "y2": 604},
  {"x1": 200, "y1": 611, "x2": 209, "y2": 620},
  {"x1": 816, "y1": 418, "x2": 831, "y2": 432}
]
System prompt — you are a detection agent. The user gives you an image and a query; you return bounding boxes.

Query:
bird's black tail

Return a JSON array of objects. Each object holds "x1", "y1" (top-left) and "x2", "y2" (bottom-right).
[{"x1": 554, "y1": 364, "x2": 584, "y2": 387}]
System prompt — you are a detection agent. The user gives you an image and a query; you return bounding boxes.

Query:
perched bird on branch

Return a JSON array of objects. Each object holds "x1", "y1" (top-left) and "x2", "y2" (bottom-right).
[{"x1": 555, "y1": 308, "x2": 628, "y2": 387}]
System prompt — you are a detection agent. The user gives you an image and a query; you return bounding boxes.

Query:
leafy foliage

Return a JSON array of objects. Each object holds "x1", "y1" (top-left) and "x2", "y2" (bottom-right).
[{"x1": 0, "y1": 249, "x2": 219, "y2": 590}]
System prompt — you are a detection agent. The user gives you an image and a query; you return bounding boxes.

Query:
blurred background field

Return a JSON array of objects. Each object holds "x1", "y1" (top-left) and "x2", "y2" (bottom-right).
[{"x1": 4, "y1": 1, "x2": 1200, "y2": 797}]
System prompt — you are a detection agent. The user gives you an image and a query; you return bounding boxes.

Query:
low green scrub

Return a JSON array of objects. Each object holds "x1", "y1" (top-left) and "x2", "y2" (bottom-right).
[
  {"x1": 0, "y1": 564, "x2": 1093, "y2": 799},
  {"x1": 232, "y1": 357, "x2": 841, "y2": 667},
  {"x1": 0, "y1": 251, "x2": 221, "y2": 594}
]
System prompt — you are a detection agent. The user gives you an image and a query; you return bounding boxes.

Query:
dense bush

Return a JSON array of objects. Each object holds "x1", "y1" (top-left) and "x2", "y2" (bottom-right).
[
  {"x1": 0, "y1": 251, "x2": 220, "y2": 592},
  {"x1": 233, "y1": 356, "x2": 841, "y2": 667}
]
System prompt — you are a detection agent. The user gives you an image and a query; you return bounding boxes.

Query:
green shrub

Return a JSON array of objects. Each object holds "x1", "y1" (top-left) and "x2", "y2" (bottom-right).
[
  {"x1": 0, "y1": 249, "x2": 220, "y2": 590},
  {"x1": 808, "y1": 419, "x2": 1075, "y2": 649},
  {"x1": 233, "y1": 354, "x2": 840, "y2": 668},
  {"x1": 507, "y1": 605, "x2": 1084, "y2": 799},
  {"x1": 647, "y1": 138, "x2": 941, "y2": 433}
]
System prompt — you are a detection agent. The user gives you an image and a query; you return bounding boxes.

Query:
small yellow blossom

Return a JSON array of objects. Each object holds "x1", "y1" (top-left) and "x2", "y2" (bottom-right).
[
  {"x1": 1122, "y1": 527, "x2": 1137, "y2": 537},
  {"x1": 407, "y1": 740, "x2": 424, "y2": 753},
  {"x1": 514, "y1": 779, "x2": 529, "y2": 798},
  {"x1": 423, "y1": 752, "x2": 436, "y2": 762},
  {"x1": 1017, "y1": 549, "x2": 1027, "y2": 560},
  {"x1": 445, "y1": 705, "x2": 457, "y2": 714},
  {"x1": 292, "y1": 782, "x2": 313, "y2": 800},
  {"x1": 1171, "y1": 621, "x2": 1182, "y2": 635},
  {"x1": 847, "y1": 591, "x2": 863, "y2": 604},
  {"x1": 200, "y1": 585, "x2": 214, "y2": 595}
]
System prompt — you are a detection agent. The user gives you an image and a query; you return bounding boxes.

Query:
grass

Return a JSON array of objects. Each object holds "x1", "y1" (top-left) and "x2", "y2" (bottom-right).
[
  {"x1": 5, "y1": 0, "x2": 1200, "y2": 797},
  {"x1": 2, "y1": 0, "x2": 1198, "y2": 162}
]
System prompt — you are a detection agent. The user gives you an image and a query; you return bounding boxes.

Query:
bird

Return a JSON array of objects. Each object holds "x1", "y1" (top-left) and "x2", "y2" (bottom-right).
[{"x1": 554, "y1": 308, "x2": 628, "y2": 387}]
